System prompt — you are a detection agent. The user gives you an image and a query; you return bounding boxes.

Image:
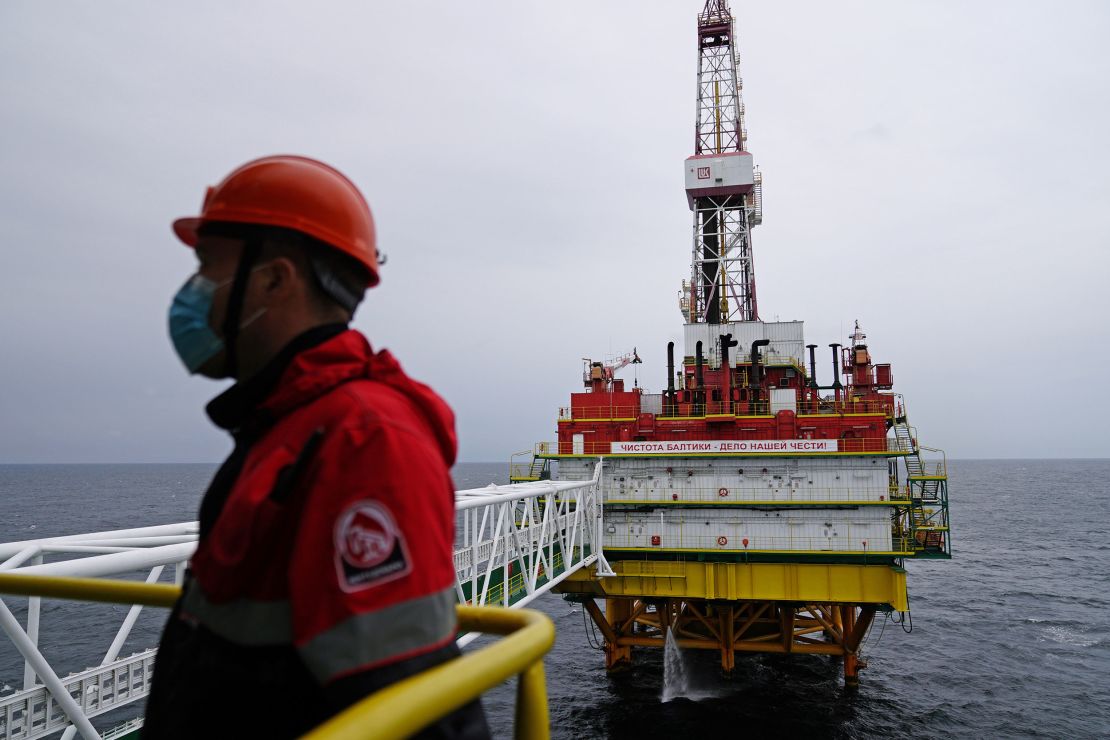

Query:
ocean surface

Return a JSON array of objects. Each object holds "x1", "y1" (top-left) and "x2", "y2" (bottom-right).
[{"x1": 1, "y1": 460, "x2": 1109, "y2": 738}]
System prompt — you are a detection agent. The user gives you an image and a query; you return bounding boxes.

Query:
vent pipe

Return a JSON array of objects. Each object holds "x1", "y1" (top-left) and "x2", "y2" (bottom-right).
[
  {"x1": 695, "y1": 340, "x2": 705, "y2": 414},
  {"x1": 750, "y1": 339, "x2": 770, "y2": 382},
  {"x1": 695, "y1": 341, "x2": 704, "y2": 388},
  {"x1": 750, "y1": 339, "x2": 770, "y2": 409},
  {"x1": 720, "y1": 333, "x2": 738, "y2": 401},
  {"x1": 666, "y1": 341, "x2": 676, "y2": 412},
  {"x1": 829, "y1": 343, "x2": 843, "y2": 405},
  {"x1": 806, "y1": 344, "x2": 819, "y2": 388}
]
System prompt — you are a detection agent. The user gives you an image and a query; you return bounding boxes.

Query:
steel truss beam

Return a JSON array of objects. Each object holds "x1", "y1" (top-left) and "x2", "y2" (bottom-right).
[
  {"x1": 695, "y1": 2, "x2": 746, "y2": 155},
  {"x1": 688, "y1": 2, "x2": 760, "y2": 324},
  {"x1": 690, "y1": 194, "x2": 758, "y2": 323},
  {"x1": 0, "y1": 524, "x2": 196, "y2": 740},
  {"x1": 453, "y1": 462, "x2": 611, "y2": 647},
  {"x1": 582, "y1": 596, "x2": 877, "y2": 685}
]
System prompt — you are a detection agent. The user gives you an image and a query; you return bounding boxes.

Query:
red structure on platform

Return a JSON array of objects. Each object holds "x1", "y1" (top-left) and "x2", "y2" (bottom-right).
[{"x1": 558, "y1": 321, "x2": 898, "y2": 456}]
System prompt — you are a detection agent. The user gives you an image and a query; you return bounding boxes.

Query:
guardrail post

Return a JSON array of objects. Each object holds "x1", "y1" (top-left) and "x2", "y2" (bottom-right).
[
  {"x1": 103, "y1": 565, "x2": 165, "y2": 665},
  {"x1": 22, "y1": 553, "x2": 42, "y2": 689},
  {"x1": 514, "y1": 659, "x2": 550, "y2": 740}
]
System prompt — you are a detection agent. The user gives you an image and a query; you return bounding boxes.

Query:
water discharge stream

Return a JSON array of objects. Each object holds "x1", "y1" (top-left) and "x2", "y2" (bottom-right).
[{"x1": 661, "y1": 627, "x2": 690, "y2": 702}]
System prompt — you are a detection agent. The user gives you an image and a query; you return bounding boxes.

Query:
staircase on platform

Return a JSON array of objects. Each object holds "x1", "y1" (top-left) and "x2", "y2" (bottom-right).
[
  {"x1": 508, "y1": 448, "x2": 550, "y2": 483},
  {"x1": 891, "y1": 418, "x2": 951, "y2": 557}
]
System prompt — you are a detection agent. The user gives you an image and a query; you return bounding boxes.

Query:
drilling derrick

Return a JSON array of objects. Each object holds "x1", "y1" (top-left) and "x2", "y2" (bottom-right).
[{"x1": 682, "y1": 0, "x2": 762, "y2": 324}]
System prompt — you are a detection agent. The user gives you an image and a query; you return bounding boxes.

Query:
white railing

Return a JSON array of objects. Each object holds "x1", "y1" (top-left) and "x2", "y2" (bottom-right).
[
  {"x1": 0, "y1": 524, "x2": 197, "y2": 740},
  {"x1": 0, "y1": 651, "x2": 156, "y2": 740},
  {"x1": 101, "y1": 718, "x2": 143, "y2": 740},
  {"x1": 0, "y1": 470, "x2": 610, "y2": 738},
  {"x1": 454, "y1": 462, "x2": 610, "y2": 647}
]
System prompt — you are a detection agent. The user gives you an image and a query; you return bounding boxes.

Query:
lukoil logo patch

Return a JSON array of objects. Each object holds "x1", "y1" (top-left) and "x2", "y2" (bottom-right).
[{"x1": 334, "y1": 501, "x2": 411, "y2": 591}]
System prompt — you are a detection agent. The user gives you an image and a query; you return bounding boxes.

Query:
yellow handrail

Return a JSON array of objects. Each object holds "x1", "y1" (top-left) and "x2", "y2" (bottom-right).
[
  {"x1": 307, "y1": 606, "x2": 553, "y2": 740},
  {"x1": 919, "y1": 445, "x2": 948, "y2": 477},
  {"x1": 0, "y1": 573, "x2": 180, "y2": 607},
  {"x1": 0, "y1": 574, "x2": 555, "y2": 740}
]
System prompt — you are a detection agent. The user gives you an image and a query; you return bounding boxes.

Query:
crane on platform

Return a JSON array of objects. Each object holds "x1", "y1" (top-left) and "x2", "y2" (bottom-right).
[
  {"x1": 681, "y1": 0, "x2": 763, "y2": 325},
  {"x1": 582, "y1": 348, "x2": 642, "y2": 390}
]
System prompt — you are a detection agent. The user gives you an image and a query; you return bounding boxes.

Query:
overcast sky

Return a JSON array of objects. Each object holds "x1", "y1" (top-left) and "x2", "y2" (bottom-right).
[{"x1": 1, "y1": 1, "x2": 1107, "y2": 463}]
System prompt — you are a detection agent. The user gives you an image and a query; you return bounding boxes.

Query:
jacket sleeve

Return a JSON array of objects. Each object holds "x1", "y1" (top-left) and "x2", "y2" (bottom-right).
[{"x1": 287, "y1": 410, "x2": 459, "y2": 686}]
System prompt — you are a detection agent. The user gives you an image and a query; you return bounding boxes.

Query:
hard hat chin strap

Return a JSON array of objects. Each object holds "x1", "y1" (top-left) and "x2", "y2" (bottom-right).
[{"x1": 220, "y1": 236, "x2": 262, "y2": 379}]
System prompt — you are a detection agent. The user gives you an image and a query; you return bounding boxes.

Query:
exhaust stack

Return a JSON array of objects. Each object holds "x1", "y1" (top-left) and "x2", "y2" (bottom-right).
[
  {"x1": 806, "y1": 343, "x2": 819, "y2": 388},
  {"x1": 666, "y1": 341, "x2": 676, "y2": 413},
  {"x1": 750, "y1": 339, "x2": 770, "y2": 409},
  {"x1": 830, "y1": 343, "x2": 843, "y2": 404},
  {"x1": 720, "y1": 333, "x2": 738, "y2": 404}
]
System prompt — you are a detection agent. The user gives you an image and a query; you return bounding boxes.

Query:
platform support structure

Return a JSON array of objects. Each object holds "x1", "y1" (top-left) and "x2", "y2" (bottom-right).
[{"x1": 583, "y1": 597, "x2": 877, "y2": 685}]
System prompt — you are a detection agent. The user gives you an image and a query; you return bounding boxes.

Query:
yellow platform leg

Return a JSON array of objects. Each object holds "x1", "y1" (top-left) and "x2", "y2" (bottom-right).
[{"x1": 577, "y1": 594, "x2": 880, "y2": 686}]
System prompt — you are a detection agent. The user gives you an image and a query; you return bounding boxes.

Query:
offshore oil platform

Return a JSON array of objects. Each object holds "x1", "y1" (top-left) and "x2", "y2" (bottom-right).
[{"x1": 512, "y1": 0, "x2": 952, "y2": 686}]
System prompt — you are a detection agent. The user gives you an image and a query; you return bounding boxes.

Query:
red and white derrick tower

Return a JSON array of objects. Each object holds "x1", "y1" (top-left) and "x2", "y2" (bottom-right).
[{"x1": 681, "y1": 0, "x2": 763, "y2": 325}]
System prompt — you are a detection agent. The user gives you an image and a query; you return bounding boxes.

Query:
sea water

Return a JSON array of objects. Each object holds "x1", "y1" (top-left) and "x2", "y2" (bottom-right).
[{"x1": 2, "y1": 460, "x2": 1109, "y2": 738}]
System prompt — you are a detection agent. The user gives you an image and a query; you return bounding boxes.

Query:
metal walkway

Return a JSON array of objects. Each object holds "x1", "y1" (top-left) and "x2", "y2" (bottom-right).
[{"x1": 0, "y1": 463, "x2": 608, "y2": 740}]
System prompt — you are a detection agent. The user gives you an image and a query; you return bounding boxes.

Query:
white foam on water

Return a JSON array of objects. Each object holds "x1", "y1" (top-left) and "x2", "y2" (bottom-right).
[
  {"x1": 660, "y1": 628, "x2": 730, "y2": 702},
  {"x1": 1043, "y1": 625, "x2": 1096, "y2": 648}
]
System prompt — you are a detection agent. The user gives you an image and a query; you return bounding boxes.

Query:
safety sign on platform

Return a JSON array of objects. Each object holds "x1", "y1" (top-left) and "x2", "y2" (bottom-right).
[{"x1": 610, "y1": 439, "x2": 839, "y2": 454}]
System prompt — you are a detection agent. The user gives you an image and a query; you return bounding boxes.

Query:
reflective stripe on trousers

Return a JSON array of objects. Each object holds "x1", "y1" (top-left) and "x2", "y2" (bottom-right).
[{"x1": 298, "y1": 586, "x2": 458, "y2": 683}]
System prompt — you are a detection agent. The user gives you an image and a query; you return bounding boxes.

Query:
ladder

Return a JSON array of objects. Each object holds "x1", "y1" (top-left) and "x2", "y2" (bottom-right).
[
  {"x1": 891, "y1": 418, "x2": 950, "y2": 556},
  {"x1": 509, "y1": 449, "x2": 550, "y2": 483},
  {"x1": 526, "y1": 455, "x2": 549, "y2": 481}
]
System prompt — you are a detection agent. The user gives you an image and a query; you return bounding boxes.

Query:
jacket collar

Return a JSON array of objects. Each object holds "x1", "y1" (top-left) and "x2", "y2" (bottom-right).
[
  {"x1": 206, "y1": 326, "x2": 459, "y2": 467},
  {"x1": 206, "y1": 323, "x2": 348, "y2": 434}
]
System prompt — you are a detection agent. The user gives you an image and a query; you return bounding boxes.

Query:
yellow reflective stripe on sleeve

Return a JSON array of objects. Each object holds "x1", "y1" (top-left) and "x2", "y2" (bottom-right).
[{"x1": 298, "y1": 586, "x2": 457, "y2": 683}]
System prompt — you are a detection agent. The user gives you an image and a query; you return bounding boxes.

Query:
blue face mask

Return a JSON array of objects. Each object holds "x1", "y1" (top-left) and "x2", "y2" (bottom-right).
[
  {"x1": 168, "y1": 274, "x2": 227, "y2": 374},
  {"x1": 169, "y1": 268, "x2": 272, "y2": 374}
]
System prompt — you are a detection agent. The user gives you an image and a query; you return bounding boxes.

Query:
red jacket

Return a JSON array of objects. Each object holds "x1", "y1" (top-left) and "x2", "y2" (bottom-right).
[
  {"x1": 188, "y1": 328, "x2": 458, "y2": 678},
  {"x1": 146, "y1": 328, "x2": 480, "y2": 738}
]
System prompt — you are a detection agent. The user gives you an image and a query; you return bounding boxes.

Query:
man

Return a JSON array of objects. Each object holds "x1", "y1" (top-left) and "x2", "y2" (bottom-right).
[{"x1": 146, "y1": 155, "x2": 488, "y2": 738}]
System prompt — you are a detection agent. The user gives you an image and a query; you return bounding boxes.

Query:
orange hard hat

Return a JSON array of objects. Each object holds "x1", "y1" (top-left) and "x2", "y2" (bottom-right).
[{"x1": 173, "y1": 155, "x2": 379, "y2": 286}]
